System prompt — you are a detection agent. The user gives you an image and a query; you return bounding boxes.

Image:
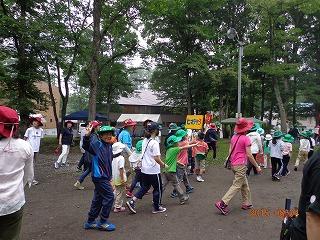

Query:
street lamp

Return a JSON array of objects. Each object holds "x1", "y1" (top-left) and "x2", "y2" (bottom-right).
[{"x1": 227, "y1": 28, "x2": 244, "y2": 119}]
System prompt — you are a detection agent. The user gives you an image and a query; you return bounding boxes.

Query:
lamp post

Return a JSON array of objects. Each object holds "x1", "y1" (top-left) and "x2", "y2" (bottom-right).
[{"x1": 227, "y1": 28, "x2": 244, "y2": 119}]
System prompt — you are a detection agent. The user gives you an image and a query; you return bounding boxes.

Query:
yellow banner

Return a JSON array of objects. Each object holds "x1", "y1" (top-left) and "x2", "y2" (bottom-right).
[{"x1": 185, "y1": 115, "x2": 204, "y2": 130}]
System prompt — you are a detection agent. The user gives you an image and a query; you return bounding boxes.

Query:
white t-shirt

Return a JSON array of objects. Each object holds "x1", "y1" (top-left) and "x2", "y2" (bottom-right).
[
  {"x1": 141, "y1": 138, "x2": 161, "y2": 175},
  {"x1": 112, "y1": 155, "x2": 127, "y2": 186},
  {"x1": 299, "y1": 139, "x2": 310, "y2": 152},
  {"x1": 0, "y1": 138, "x2": 34, "y2": 216},
  {"x1": 247, "y1": 131, "x2": 263, "y2": 154},
  {"x1": 79, "y1": 128, "x2": 87, "y2": 153},
  {"x1": 24, "y1": 127, "x2": 44, "y2": 152}
]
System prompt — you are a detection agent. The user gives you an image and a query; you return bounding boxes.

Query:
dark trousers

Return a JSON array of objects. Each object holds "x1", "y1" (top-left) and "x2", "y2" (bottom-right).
[
  {"x1": 79, "y1": 166, "x2": 91, "y2": 183},
  {"x1": 271, "y1": 157, "x2": 282, "y2": 177},
  {"x1": 281, "y1": 155, "x2": 290, "y2": 176},
  {"x1": 129, "y1": 168, "x2": 142, "y2": 193},
  {"x1": 246, "y1": 154, "x2": 258, "y2": 175},
  {"x1": 134, "y1": 173, "x2": 163, "y2": 211},
  {"x1": 188, "y1": 148, "x2": 195, "y2": 173},
  {"x1": 0, "y1": 207, "x2": 23, "y2": 240},
  {"x1": 78, "y1": 153, "x2": 85, "y2": 169},
  {"x1": 88, "y1": 180, "x2": 114, "y2": 223},
  {"x1": 308, "y1": 150, "x2": 314, "y2": 159},
  {"x1": 207, "y1": 142, "x2": 217, "y2": 159}
]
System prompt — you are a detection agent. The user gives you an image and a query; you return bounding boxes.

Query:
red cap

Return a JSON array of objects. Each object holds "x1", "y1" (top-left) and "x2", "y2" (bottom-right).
[
  {"x1": 90, "y1": 120, "x2": 102, "y2": 129},
  {"x1": 0, "y1": 106, "x2": 19, "y2": 138},
  {"x1": 30, "y1": 117, "x2": 43, "y2": 126},
  {"x1": 123, "y1": 119, "x2": 136, "y2": 127},
  {"x1": 234, "y1": 118, "x2": 254, "y2": 134}
]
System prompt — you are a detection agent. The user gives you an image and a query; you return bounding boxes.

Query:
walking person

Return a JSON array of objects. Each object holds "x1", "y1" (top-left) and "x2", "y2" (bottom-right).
[
  {"x1": 204, "y1": 123, "x2": 218, "y2": 160},
  {"x1": 0, "y1": 106, "x2": 34, "y2": 240},
  {"x1": 54, "y1": 121, "x2": 74, "y2": 169},
  {"x1": 263, "y1": 134, "x2": 272, "y2": 168},
  {"x1": 270, "y1": 131, "x2": 285, "y2": 181},
  {"x1": 294, "y1": 132, "x2": 310, "y2": 171},
  {"x1": 281, "y1": 134, "x2": 294, "y2": 176},
  {"x1": 118, "y1": 118, "x2": 136, "y2": 150},
  {"x1": 246, "y1": 123, "x2": 263, "y2": 176},
  {"x1": 215, "y1": 118, "x2": 261, "y2": 215},
  {"x1": 82, "y1": 124, "x2": 116, "y2": 231},
  {"x1": 126, "y1": 122, "x2": 167, "y2": 214},
  {"x1": 77, "y1": 121, "x2": 89, "y2": 172},
  {"x1": 74, "y1": 121, "x2": 101, "y2": 190},
  {"x1": 24, "y1": 115, "x2": 44, "y2": 185},
  {"x1": 307, "y1": 130, "x2": 316, "y2": 159},
  {"x1": 164, "y1": 123, "x2": 180, "y2": 149}
]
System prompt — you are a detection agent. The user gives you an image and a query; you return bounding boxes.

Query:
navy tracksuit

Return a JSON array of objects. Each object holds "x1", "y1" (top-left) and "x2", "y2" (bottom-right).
[{"x1": 83, "y1": 136, "x2": 114, "y2": 223}]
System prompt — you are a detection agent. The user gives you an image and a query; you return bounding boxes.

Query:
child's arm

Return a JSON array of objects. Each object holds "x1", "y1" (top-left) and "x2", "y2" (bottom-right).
[
  {"x1": 119, "y1": 167, "x2": 125, "y2": 184},
  {"x1": 154, "y1": 155, "x2": 166, "y2": 168},
  {"x1": 179, "y1": 143, "x2": 198, "y2": 150}
]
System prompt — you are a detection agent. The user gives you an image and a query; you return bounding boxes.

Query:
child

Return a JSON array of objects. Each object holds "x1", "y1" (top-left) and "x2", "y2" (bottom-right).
[
  {"x1": 112, "y1": 142, "x2": 131, "y2": 213},
  {"x1": 171, "y1": 129, "x2": 194, "y2": 197},
  {"x1": 294, "y1": 132, "x2": 310, "y2": 171},
  {"x1": 162, "y1": 135, "x2": 197, "y2": 205},
  {"x1": 270, "y1": 131, "x2": 285, "y2": 181},
  {"x1": 193, "y1": 132, "x2": 209, "y2": 182},
  {"x1": 246, "y1": 123, "x2": 263, "y2": 175},
  {"x1": 82, "y1": 125, "x2": 116, "y2": 231},
  {"x1": 24, "y1": 115, "x2": 44, "y2": 185},
  {"x1": 281, "y1": 134, "x2": 294, "y2": 176},
  {"x1": 126, "y1": 140, "x2": 143, "y2": 198},
  {"x1": 263, "y1": 134, "x2": 272, "y2": 168}
]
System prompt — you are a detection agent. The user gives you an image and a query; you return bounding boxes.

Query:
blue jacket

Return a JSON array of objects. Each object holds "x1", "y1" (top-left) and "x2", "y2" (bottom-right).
[
  {"x1": 118, "y1": 129, "x2": 132, "y2": 149},
  {"x1": 83, "y1": 135, "x2": 113, "y2": 182}
]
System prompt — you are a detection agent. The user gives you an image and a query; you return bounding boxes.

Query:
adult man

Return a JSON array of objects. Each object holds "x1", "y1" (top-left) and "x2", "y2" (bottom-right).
[
  {"x1": 204, "y1": 123, "x2": 219, "y2": 160},
  {"x1": 0, "y1": 106, "x2": 34, "y2": 240}
]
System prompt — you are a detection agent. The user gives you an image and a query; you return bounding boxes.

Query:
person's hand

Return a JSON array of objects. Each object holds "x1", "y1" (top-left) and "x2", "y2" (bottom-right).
[
  {"x1": 256, "y1": 165, "x2": 262, "y2": 173},
  {"x1": 85, "y1": 123, "x2": 93, "y2": 136}
]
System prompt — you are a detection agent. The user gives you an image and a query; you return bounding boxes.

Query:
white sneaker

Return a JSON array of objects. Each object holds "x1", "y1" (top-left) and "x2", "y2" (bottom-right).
[
  {"x1": 74, "y1": 180, "x2": 84, "y2": 190},
  {"x1": 152, "y1": 206, "x2": 167, "y2": 214},
  {"x1": 197, "y1": 176, "x2": 204, "y2": 182},
  {"x1": 32, "y1": 180, "x2": 39, "y2": 185},
  {"x1": 54, "y1": 162, "x2": 59, "y2": 169}
]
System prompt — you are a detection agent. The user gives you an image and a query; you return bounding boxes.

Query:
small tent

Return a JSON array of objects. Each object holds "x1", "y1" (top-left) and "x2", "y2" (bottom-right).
[{"x1": 64, "y1": 111, "x2": 108, "y2": 121}]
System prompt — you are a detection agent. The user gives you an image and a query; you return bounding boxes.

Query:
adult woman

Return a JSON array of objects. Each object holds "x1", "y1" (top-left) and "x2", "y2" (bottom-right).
[
  {"x1": 54, "y1": 121, "x2": 74, "y2": 169},
  {"x1": 215, "y1": 118, "x2": 261, "y2": 215},
  {"x1": 126, "y1": 121, "x2": 167, "y2": 214},
  {"x1": 0, "y1": 106, "x2": 34, "y2": 240}
]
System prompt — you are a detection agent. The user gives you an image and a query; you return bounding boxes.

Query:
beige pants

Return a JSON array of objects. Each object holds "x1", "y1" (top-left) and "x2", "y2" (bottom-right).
[
  {"x1": 114, "y1": 185, "x2": 126, "y2": 208},
  {"x1": 294, "y1": 150, "x2": 309, "y2": 167},
  {"x1": 222, "y1": 165, "x2": 251, "y2": 206}
]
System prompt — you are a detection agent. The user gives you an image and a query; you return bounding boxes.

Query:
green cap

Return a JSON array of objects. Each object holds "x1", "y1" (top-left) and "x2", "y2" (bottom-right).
[
  {"x1": 306, "y1": 130, "x2": 314, "y2": 138},
  {"x1": 98, "y1": 125, "x2": 114, "y2": 134},
  {"x1": 166, "y1": 135, "x2": 182, "y2": 148},
  {"x1": 135, "y1": 140, "x2": 143, "y2": 153},
  {"x1": 257, "y1": 128, "x2": 265, "y2": 135},
  {"x1": 175, "y1": 129, "x2": 187, "y2": 139},
  {"x1": 283, "y1": 134, "x2": 294, "y2": 143},
  {"x1": 273, "y1": 131, "x2": 284, "y2": 138},
  {"x1": 300, "y1": 131, "x2": 309, "y2": 138},
  {"x1": 169, "y1": 123, "x2": 180, "y2": 131},
  {"x1": 250, "y1": 123, "x2": 261, "y2": 131}
]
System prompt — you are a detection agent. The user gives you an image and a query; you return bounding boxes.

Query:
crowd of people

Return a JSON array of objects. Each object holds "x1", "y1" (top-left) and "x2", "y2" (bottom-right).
[{"x1": 1, "y1": 104, "x2": 319, "y2": 239}]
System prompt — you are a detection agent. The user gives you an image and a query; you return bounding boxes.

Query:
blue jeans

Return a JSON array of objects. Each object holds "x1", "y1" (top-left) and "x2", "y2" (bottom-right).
[
  {"x1": 87, "y1": 181, "x2": 114, "y2": 223},
  {"x1": 79, "y1": 167, "x2": 91, "y2": 183}
]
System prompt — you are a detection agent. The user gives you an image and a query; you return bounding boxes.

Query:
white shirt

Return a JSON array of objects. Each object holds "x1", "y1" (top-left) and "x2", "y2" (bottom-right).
[
  {"x1": 129, "y1": 152, "x2": 142, "y2": 169},
  {"x1": 141, "y1": 138, "x2": 161, "y2": 175},
  {"x1": 270, "y1": 139, "x2": 285, "y2": 159},
  {"x1": 247, "y1": 132, "x2": 263, "y2": 154},
  {"x1": 0, "y1": 138, "x2": 34, "y2": 216},
  {"x1": 112, "y1": 155, "x2": 127, "y2": 186},
  {"x1": 299, "y1": 139, "x2": 310, "y2": 152},
  {"x1": 24, "y1": 127, "x2": 44, "y2": 152},
  {"x1": 79, "y1": 128, "x2": 87, "y2": 153}
]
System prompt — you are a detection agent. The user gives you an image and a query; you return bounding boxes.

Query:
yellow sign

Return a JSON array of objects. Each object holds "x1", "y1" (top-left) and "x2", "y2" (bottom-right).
[{"x1": 185, "y1": 115, "x2": 204, "y2": 130}]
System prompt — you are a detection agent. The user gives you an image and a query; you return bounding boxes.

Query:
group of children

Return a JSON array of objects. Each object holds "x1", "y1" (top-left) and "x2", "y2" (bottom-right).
[{"x1": 250, "y1": 125, "x2": 316, "y2": 181}]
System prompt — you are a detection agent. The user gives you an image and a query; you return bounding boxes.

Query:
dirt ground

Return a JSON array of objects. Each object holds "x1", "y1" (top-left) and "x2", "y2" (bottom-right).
[{"x1": 21, "y1": 150, "x2": 302, "y2": 240}]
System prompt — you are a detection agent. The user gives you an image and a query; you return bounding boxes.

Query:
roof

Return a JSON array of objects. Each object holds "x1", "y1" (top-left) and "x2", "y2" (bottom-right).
[
  {"x1": 64, "y1": 111, "x2": 108, "y2": 121},
  {"x1": 118, "y1": 89, "x2": 163, "y2": 106},
  {"x1": 117, "y1": 114, "x2": 162, "y2": 123}
]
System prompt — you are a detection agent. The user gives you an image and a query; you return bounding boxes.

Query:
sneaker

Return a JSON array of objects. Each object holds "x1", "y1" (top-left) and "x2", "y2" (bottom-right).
[
  {"x1": 97, "y1": 221, "x2": 116, "y2": 231},
  {"x1": 54, "y1": 162, "x2": 59, "y2": 169},
  {"x1": 126, "y1": 191, "x2": 133, "y2": 198},
  {"x1": 126, "y1": 200, "x2": 137, "y2": 214},
  {"x1": 32, "y1": 180, "x2": 39, "y2": 186},
  {"x1": 186, "y1": 187, "x2": 194, "y2": 194},
  {"x1": 241, "y1": 204, "x2": 253, "y2": 210},
  {"x1": 215, "y1": 200, "x2": 229, "y2": 215},
  {"x1": 113, "y1": 207, "x2": 126, "y2": 213},
  {"x1": 152, "y1": 206, "x2": 167, "y2": 214},
  {"x1": 170, "y1": 192, "x2": 178, "y2": 198},
  {"x1": 84, "y1": 221, "x2": 99, "y2": 230},
  {"x1": 74, "y1": 180, "x2": 84, "y2": 190},
  {"x1": 197, "y1": 176, "x2": 205, "y2": 182},
  {"x1": 272, "y1": 176, "x2": 280, "y2": 181},
  {"x1": 294, "y1": 167, "x2": 298, "y2": 171},
  {"x1": 285, "y1": 171, "x2": 291, "y2": 176},
  {"x1": 180, "y1": 195, "x2": 189, "y2": 205}
]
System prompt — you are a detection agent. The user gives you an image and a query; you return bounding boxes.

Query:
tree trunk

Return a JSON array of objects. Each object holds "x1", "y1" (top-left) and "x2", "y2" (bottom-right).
[
  {"x1": 88, "y1": 0, "x2": 102, "y2": 121},
  {"x1": 261, "y1": 78, "x2": 265, "y2": 121},
  {"x1": 186, "y1": 69, "x2": 192, "y2": 114},
  {"x1": 269, "y1": 99, "x2": 274, "y2": 127},
  {"x1": 273, "y1": 78, "x2": 287, "y2": 132},
  {"x1": 292, "y1": 76, "x2": 297, "y2": 126}
]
